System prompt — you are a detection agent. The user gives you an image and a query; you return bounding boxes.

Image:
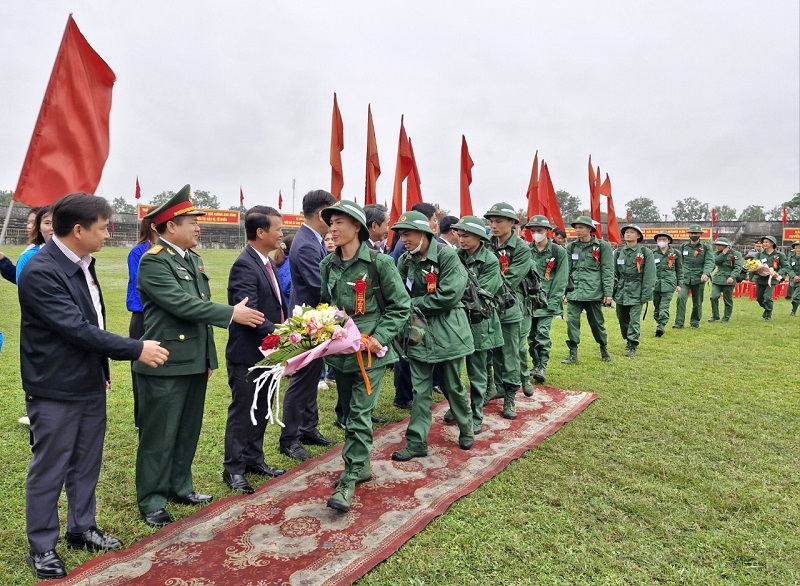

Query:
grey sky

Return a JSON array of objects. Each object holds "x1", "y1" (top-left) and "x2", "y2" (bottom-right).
[{"x1": 1, "y1": 1, "x2": 798, "y2": 218}]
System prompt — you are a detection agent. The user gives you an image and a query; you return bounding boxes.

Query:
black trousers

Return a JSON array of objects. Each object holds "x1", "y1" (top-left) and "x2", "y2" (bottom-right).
[
  {"x1": 128, "y1": 311, "x2": 144, "y2": 428},
  {"x1": 279, "y1": 358, "x2": 323, "y2": 448},
  {"x1": 224, "y1": 361, "x2": 272, "y2": 475}
]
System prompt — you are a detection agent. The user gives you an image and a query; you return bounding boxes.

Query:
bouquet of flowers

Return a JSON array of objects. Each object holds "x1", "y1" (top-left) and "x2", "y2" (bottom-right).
[{"x1": 744, "y1": 258, "x2": 782, "y2": 285}]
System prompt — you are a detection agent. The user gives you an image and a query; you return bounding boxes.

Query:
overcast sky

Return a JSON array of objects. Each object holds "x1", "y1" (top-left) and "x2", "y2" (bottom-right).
[{"x1": 1, "y1": 1, "x2": 798, "y2": 218}]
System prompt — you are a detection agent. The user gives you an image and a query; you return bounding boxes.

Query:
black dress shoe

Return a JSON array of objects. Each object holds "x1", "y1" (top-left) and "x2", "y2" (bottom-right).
[
  {"x1": 371, "y1": 415, "x2": 387, "y2": 424},
  {"x1": 280, "y1": 443, "x2": 312, "y2": 461},
  {"x1": 299, "y1": 431, "x2": 336, "y2": 446},
  {"x1": 141, "y1": 508, "x2": 173, "y2": 527},
  {"x1": 169, "y1": 491, "x2": 213, "y2": 506},
  {"x1": 393, "y1": 400, "x2": 413, "y2": 411},
  {"x1": 65, "y1": 526, "x2": 123, "y2": 551},
  {"x1": 334, "y1": 419, "x2": 346, "y2": 430},
  {"x1": 244, "y1": 463, "x2": 285, "y2": 477},
  {"x1": 26, "y1": 549, "x2": 67, "y2": 580},
  {"x1": 223, "y1": 472, "x2": 254, "y2": 494}
]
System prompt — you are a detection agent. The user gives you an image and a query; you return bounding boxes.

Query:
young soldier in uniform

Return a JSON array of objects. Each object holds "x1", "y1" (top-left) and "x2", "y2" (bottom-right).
[
  {"x1": 788, "y1": 241, "x2": 800, "y2": 317},
  {"x1": 613, "y1": 225, "x2": 656, "y2": 357},
  {"x1": 524, "y1": 215, "x2": 569, "y2": 384},
  {"x1": 708, "y1": 237, "x2": 744, "y2": 323},
  {"x1": 319, "y1": 201, "x2": 410, "y2": 512},
  {"x1": 673, "y1": 224, "x2": 713, "y2": 329},
  {"x1": 753, "y1": 235, "x2": 788, "y2": 321},
  {"x1": 484, "y1": 203, "x2": 532, "y2": 419},
  {"x1": 652, "y1": 231, "x2": 682, "y2": 337},
  {"x1": 562, "y1": 216, "x2": 614, "y2": 364},
  {"x1": 391, "y1": 211, "x2": 475, "y2": 461},
  {"x1": 445, "y1": 215, "x2": 503, "y2": 433}
]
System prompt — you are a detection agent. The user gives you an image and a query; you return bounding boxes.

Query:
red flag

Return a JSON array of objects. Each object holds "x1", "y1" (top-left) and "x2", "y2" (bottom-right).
[
  {"x1": 330, "y1": 92, "x2": 344, "y2": 199},
  {"x1": 406, "y1": 137, "x2": 423, "y2": 210},
  {"x1": 626, "y1": 209, "x2": 631, "y2": 223},
  {"x1": 524, "y1": 151, "x2": 539, "y2": 241},
  {"x1": 135, "y1": 176, "x2": 141, "y2": 200},
  {"x1": 598, "y1": 174, "x2": 621, "y2": 245},
  {"x1": 390, "y1": 116, "x2": 413, "y2": 226},
  {"x1": 714, "y1": 227, "x2": 720, "y2": 240},
  {"x1": 782, "y1": 206, "x2": 788, "y2": 225},
  {"x1": 13, "y1": 15, "x2": 116, "y2": 207},
  {"x1": 239, "y1": 186, "x2": 244, "y2": 207},
  {"x1": 538, "y1": 161, "x2": 549, "y2": 220},
  {"x1": 278, "y1": 190, "x2": 283, "y2": 210},
  {"x1": 460, "y1": 135, "x2": 474, "y2": 217},
  {"x1": 711, "y1": 207, "x2": 717, "y2": 226},
  {"x1": 588, "y1": 156, "x2": 603, "y2": 239},
  {"x1": 543, "y1": 162, "x2": 565, "y2": 232},
  {"x1": 364, "y1": 104, "x2": 380, "y2": 206}
]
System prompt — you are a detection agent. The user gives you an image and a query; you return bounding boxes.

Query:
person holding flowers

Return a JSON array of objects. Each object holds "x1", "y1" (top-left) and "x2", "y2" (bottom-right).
[
  {"x1": 651, "y1": 231, "x2": 682, "y2": 337},
  {"x1": 752, "y1": 235, "x2": 788, "y2": 321},
  {"x1": 708, "y1": 237, "x2": 744, "y2": 323},
  {"x1": 613, "y1": 225, "x2": 656, "y2": 357},
  {"x1": 319, "y1": 201, "x2": 410, "y2": 512}
]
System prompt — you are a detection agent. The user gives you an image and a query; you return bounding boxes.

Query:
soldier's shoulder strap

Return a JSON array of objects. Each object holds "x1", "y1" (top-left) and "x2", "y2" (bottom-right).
[{"x1": 146, "y1": 244, "x2": 163, "y2": 255}]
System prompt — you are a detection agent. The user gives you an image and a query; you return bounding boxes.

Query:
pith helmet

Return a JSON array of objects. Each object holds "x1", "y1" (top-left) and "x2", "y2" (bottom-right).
[
  {"x1": 571, "y1": 215, "x2": 596, "y2": 233},
  {"x1": 525, "y1": 214, "x2": 552, "y2": 230},
  {"x1": 762, "y1": 235, "x2": 777, "y2": 246},
  {"x1": 654, "y1": 231, "x2": 673, "y2": 244},
  {"x1": 621, "y1": 224, "x2": 644, "y2": 242},
  {"x1": 483, "y1": 202, "x2": 519, "y2": 222},
  {"x1": 391, "y1": 210, "x2": 434, "y2": 235},
  {"x1": 453, "y1": 215, "x2": 490, "y2": 241},
  {"x1": 321, "y1": 200, "x2": 370, "y2": 241},
  {"x1": 687, "y1": 224, "x2": 703, "y2": 233},
  {"x1": 714, "y1": 237, "x2": 731, "y2": 246}
]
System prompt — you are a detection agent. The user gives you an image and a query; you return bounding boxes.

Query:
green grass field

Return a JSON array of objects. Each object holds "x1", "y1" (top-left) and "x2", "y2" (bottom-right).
[{"x1": 0, "y1": 245, "x2": 798, "y2": 586}]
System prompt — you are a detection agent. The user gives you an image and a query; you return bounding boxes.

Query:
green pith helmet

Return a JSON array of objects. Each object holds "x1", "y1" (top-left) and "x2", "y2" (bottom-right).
[
  {"x1": 714, "y1": 237, "x2": 731, "y2": 246},
  {"x1": 654, "y1": 231, "x2": 673, "y2": 244},
  {"x1": 792, "y1": 241, "x2": 800, "y2": 248},
  {"x1": 321, "y1": 200, "x2": 369, "y2": 241},
  {"x1": 571, "y1": 215, "x2": 596, "y2": 233},
  {"x1": 145, "y1": 184, "x2": 205, "y2": 225},
  {"x1": 762, "y1": 235, "x2": 777, "y2": 246},
  {"x1": 525, "y1": 214, "x2": 552, "y2": 230},
  {"x1": 687, "y1": 224, "x2": 703, "y2": 233},
  {"x1": 390, "y1": 210, "x2": 434, "y2": 235},
  {"x1": 453, "y1": 215, "x2": 490, "y2": 241},
  {"x1": 483, "y1": 202, "x2": 519, "y2": 222},
  {"x1": 621, "y1": 224, "x2": 644, "y2": 242}
]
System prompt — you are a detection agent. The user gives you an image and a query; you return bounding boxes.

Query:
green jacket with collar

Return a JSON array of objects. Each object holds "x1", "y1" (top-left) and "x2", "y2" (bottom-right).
[
  {"x1": 679, "y1": 240, "x2": 714, "y2": 285},
  {"x1": 787, "y1": 251, "x2": 799, "y2": 279},
  {"x1": 529, "y1": 239, "x2": 569, "y2": 317},
  {"x1": 488, "y1": 231, "x2": 531, "y2": 323},
  {"x1": 752, "y1": 249, "x2": 789, "y2": 285},
  {"x1": 565, "y1": 237, "x2": 615, "y2": 302},
  {"x1": 613, "y1": 244, "x2": 656, "y2": 305},
  {"x1": 653, "y1": 246, "x2": 683, "y2": 292},
  {"x1": 711, "y1": 248, "x2": 745, "y2": 285},
  {"x1": 458, "y1": 243, "x2": 503, "y2": 351}
]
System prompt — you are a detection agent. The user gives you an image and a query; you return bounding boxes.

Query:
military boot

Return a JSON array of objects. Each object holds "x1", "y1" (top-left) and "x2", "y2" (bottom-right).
[
  {"x1": 561, "y1": 348, "x2": 578, "y2": 364},
  {"x1": 334, "y1": 464, "x2": 372, "y2": 487},
  {"x1": 327, "y1": 479, "x2": 356, "y2": 512},
  {"x1": 502, "y1": 395, "x2": 517, "y2": 420},
  {"x1": 600, "y1": 345, "x2": 612, "y2": 362},
  {"x1": 625, "y1": 345, "x2": 637, "y2": 358},
  {"x1": 521, "y1": 377, "x2": 534, "y2": 397},
  {"x1": 532, "y1": 367, "x2": 546, "y2": 384}
]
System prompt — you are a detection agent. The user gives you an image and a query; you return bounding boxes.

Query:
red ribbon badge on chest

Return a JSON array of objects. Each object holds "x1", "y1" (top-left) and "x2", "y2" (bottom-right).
[
  {"x1": 499, "y1": 252, "x2": 509, "y2": 274},
  {"x1": 773, "y1": 256, "x2": 779, "y2": 269},
  {"x1": 636, "y1": 252, "x2": 644, "y2": 273},
  {"x1": 425, "y1": 271, "x2": 437, "y2": 294},
  {"x1": 544, "y1": 257, "x2": 555, "y2": 280},
  {"x1": 591, "y1": 247, "x2": 600, "y2": 263},
  {"x1": 668, "y1": 253, "x2": 675, "y2": 269},
  {"x1": 354, "y1": 279, "x2": 367, "y2": 315},
  {"x1": 730, "y1": 255, "x2": 736, "y2": 267},
  {"x1": 693, "y1": 248, "x2": 700, "y2": 258}
]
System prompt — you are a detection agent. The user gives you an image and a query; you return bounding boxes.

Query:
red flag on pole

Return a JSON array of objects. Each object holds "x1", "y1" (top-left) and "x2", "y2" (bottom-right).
[
  {"x1": 460, "y1": 135, "x2": 474, "y2": 217},
  {"x1": 523, "y1": 151, "x2": 539, "y2": 241},
  {"x1": 330, "y1": 92, "x2": 344, "y2": 199},
  {"x1": 588, "y1": 156, "x2": 603, "y2": 239},
  {"x1": 598, "y1": 174, "x2": 621, "y2": 245},
  {"x1": 406, "y1": 137, "x2": 423, "y2": 210},
  {"x1": 711, "y1": 207, "x2": 717, "y2": 226},
  {"x1": 626, "y1": 209, "x2": 631, "y2": 223},
  {"x1": 13, "y1": 15, "x2": 116, "y2": 207},
  {"x1": 135, "y1": 176, "x2": 141, "y2": 200},
  {"x1": 782, "y1": 206, "x2": 788, "y2": 225},
  {"x1": 239, "y1": 186, "x2": 244, "y2": 208},
  {"x1": 364, "y1": 104, "x2": 380, "y2": 206},
  {"x1": 278, "y1": 190, "x2": 283, "y2": 210},
  {"x1": 714, "y1": 227, "x2": 720, "y2": 240},
  {"x1": 390, "y1": 116, "x2": 413, "y2": 227},
  {"x1": 543, "y1": 162, "x2": 565, "y2": 232}
]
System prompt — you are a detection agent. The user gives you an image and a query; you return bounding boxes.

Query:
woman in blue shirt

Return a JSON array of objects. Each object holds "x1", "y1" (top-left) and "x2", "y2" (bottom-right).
[{"x1": 15, "y1": 207, "x2": 53, "y2": 282}]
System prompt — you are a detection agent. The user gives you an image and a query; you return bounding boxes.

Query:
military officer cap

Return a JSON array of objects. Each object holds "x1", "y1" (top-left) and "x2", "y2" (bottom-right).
[
  {"x1": 687, "y1": 224, "x2": 703, "y2": 233},
  {"x1": 453, "y1": 215, "x2": 490, "y2": 241},
  {"x1": 145, "y1": 184, "x2": 205, "y2": 225},
  {"x1": 714, "y1": 237, "x2": 731, "y2": 246},
  {"x1": 483, "y1": 202, "x2": 519, "y2": 222},
  {"x1": 571, "y1": 215, "x2": 597, "y2": 232},
  {"x1": 654, "y1": 231, "x2": 673, "y2": 243},
  {"x1": 621, "y1": 224, "x2": 644, "y2": 242},
  {"x1": 525, "y1": 214, "x2": 552, "y2": 230},
  {"x1": 391, "y1": 210, "x2": 435, "y2": 235},
  {"x1": 321, "y1": 200, "x2": 369, "y2": 241},
  {"x1": 761, "y1": 235, "x2": 777, "y2": 246}
]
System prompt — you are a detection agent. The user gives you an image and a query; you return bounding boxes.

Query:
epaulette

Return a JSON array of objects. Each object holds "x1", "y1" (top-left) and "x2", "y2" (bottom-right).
[
  {"x1": 146, "y1": 245, "x2": 163, "y2": 255},
  {"x1": 188, "y1": 248, "x2": 202, "y2": 257}
]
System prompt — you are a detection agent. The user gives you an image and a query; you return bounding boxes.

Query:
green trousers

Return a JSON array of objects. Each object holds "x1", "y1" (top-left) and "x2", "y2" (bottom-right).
[
  {"x1": 406, "y1": 358, "x2": 473, "y2": 453},
  {"x1": 710, "y1": 283, "x2": 735, "y2": 320},
  {"x1": 755, "y1": 282, "x2": 774, "y2": 317},
  {"x1": 335, "y1": 366, "x2": 385, "y2": 482},
  {"x1": 492, "y1": 320, "x2": 521, "y2": 398},
  {"x1": 135, "y1": 372, "x2": 208, "y2": 515},
  {"x1": 616, "y1": 303, "x2": 643, "y2": 347},
  {"x1": 675, "y1": 282, "x2": 705, "y2": 326},
  {"x1": 518, "y1": 314, "x2": 532, "y2": 386},
  {"x1": 652, "y1": 290, "x2": 674, "y2": 330},
  {"x1": 464, "y1": 349, "x2": 492, "y2": 428},
  {"x1": 528, "y1": 315, "x2": 554, "y2": 369},
  {"x1": 565, "y1": 300, "x2": 607, "y2": 349},
  {"x1": 792, "y1": 279, "x2": 800, "y2": 310}
]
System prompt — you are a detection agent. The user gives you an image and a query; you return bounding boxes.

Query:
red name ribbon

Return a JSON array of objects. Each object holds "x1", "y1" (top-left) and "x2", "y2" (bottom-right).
[
  {"x1": 425, "y1": 272, "x2": 437, "y2": 293},
  {"x1": 544, "y1": 257, "x2": 555, "y2": 280},
  {"x1": 731, "y1": 255, "x2": 736, "y2": 267},
  {"x1": 693, "y1": 248, "x2": 700, "y2": 258},
  {"x1": 354, "y1": 280, "x2": 367, "y2": 315},
  {"x1": 592, "y1": 247, "x2": 600, "y2": 263},
  {"x1": 773, "y1": 256, "x2": 779, "y2": 269},
  {"x1": 636, "y1": 253, "x2": 644, "y2": 273},
  {"x1": 668, "y1": 253, "x2": 675, "y2": 269},
  {"x1": 499, "y1": 253, "x2": 509, "y2": 274}
]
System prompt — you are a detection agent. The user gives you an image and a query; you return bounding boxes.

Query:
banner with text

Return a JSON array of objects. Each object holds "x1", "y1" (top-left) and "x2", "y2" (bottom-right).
[
  {"x1": 138, "y1": 205, "x2": 240, "y2": 224},
  {"x1": 783, "y1": 227, "x2": 800, "y2": 241}
]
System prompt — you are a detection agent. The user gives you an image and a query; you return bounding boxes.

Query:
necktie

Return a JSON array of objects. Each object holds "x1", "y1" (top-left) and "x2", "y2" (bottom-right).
[{"x1": 265, "y1": 260, "x2": 285, "y2": 321}]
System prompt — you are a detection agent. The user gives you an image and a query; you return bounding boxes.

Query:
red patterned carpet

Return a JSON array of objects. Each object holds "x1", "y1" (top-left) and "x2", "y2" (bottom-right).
[{"x1": 44, "y1": 386, "x2": 596, "y2": 586}]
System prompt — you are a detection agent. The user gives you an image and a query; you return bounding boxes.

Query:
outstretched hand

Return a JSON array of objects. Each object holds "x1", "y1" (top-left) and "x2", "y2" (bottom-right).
[
  {"x1": 232, "y1": 297, "x2": 265, "y2": 327},
  {"x1": 138, "y1": 340, "x2": 169, "y2": 368}
]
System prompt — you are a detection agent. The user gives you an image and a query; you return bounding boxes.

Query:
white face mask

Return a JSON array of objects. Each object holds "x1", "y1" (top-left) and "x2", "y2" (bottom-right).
[
  {"x1": 533, "y1": 233, "x2": 547, "y2": 243},
  {"x1": 657, "y1": 240, "x2": 669, "y2": 249},
  {"x1": 410, "y1": 237, "x2": 425, "y2": 255}
]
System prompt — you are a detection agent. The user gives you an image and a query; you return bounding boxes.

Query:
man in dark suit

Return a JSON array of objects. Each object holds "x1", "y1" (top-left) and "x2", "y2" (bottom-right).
[
  {"x1": 364, "y1": 204, "x2": 390, "y2": 253},
  {"x1": 224, "y1": 206, "x2": 287, "y2": 494},
  {"x1": 18, "y1": 194, "x2": 169, "y2": 580},
  {"x1": 279, "y1": 189, "x2": 338, "y2": 460}
]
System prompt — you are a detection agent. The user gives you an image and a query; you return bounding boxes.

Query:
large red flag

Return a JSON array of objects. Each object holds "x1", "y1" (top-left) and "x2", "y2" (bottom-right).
[
  {"x1": 460, "y1": 135, "x2": 474, "y2": 217},
  {"x1": 14, "y1": 15, "x2": 116, "y2": 207},
  {"x1": 543, "y1": 162, "x2": 565, "y2": 232},
  {"x1": 598, "y1": 174, "x2": 621, "y2": 245},
  {"x1": 330, "y1": 92, "x2": 344, "y2": 199},
  {"x1": 135, "y1": 176, "x2": 141, "y2": 200},
  {"x1": 588, "y1": 156, "x2": 602, "y2": 237},
  {"x1": 390, "y1": 116, "x2": 413, "y2": 226},
  {"x1": 364, "y1": 104, "x2": 380, "y2": 206},
  {"x1": 524, "y1": 151, "x2": 539, "y2": 241},
  {"x1": 538, "y1": 161, "x2": 549, "y2": 220},
  {"x1": 406, "y1": 137, "x2": 423, "y2": 210},
  {"x1": 782, "y1": 206, "x2": 788, "y2": 226},
  {"x1": 278, "y1": 190, "x2": 283, "y2": 210},
  {"x1": 711, "y1": 207, "x2": 717, "y2": 226}
]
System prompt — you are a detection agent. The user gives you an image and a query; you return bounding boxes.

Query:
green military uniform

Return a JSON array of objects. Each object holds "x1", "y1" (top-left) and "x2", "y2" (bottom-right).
[
  {"x1": 652, "y1": 232, "x2": 683, "y2": 336},
  {"x1": 563, "y1": 216, "x2": 615, "y2": 363},
  {"x1": 674, "y1": 224, "x2": 714, "y2": 328},
  {"x1": 709, "y1": 238, "x2": 744, "y2": 322},
  {"x1": 134, "y1": 187, "x2": 234, "y2": 517},
  {"x1": 452, "y1": 216, "x2": 503, "y2": 431},
  {"x1": 788, "y1": 242, "x2": 800, "y2": 316},
  {"x1": 392, "y1": 211, "x2": 475, "y2": 460},
  {"x1": 319, "y1": 201, "x2": 411, "y2": 511},
  {"x1": 525, "y1": 215, "x2": 569, "y2": 382},
  {"x1": 752, "y1": 236, "x2": 789, "y2": 320},
  {"x1": 613, "y1": 226, "x2": 656, "y2": 357},
  {"x1": 485, "y1": 203, "x2": 532, "y2": 419}
]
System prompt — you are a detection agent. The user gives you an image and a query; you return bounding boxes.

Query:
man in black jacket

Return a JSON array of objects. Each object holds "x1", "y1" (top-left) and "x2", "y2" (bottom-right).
[
  {"x1": 223, "y1": 206, "x2": 287, "y2": 493},
  {"x1": 18, "y1": 193, "x2": 168, "y2": 580}
]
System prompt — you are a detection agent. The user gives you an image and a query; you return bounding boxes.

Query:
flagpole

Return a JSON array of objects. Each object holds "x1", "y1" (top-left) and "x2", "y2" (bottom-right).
[
  {"x1": 0, "y1": 200, "x2": 15, "y2": 245},
  {"x1": 292, "y1": 178, "x2": 296, "y2": 214}
]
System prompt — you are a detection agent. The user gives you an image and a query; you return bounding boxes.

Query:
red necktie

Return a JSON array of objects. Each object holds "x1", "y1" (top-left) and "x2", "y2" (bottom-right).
[{"x1": 265, "y1": 261, "x2": 285, "y2": 322}]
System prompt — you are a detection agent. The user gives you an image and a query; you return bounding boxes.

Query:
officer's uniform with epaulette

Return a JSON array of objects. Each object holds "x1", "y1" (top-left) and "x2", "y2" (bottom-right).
[
  {"x1": 752, "y1": 235, "x2": 789, "y2": 321},
  {"x1": 525, "y1": 215, "x2": 569, "y2": 383},
  {"x1": 133, "y1": 186, "x2": 235, "y2": 523},
  {"x1": 562, "y1": 216, "x2": 615, "y2": 363},
  {"x1": 391, "y1": 211, "x2": 475, "y2": 461},
  {"x1": 708, "y1": 238, "x2": 744, "y2": 322},
  {"x1": 318, "y1": 201, "x2": 411, "y2": 512},
  {"x1": 673, "y1": 224, "x2": 714, "y2": 328},
  {"x1": 651, "y1": 231, "x2": 683, "y2": 336},
  {"x1": 484, "y1": 203, "x2": 532, "y2": 419},
  {"x1": 613, "y1": 225, "x2": 656, "y2": 357},
  {"x1": 788, "y1": 241, "x2": 800, "y2": 316}
]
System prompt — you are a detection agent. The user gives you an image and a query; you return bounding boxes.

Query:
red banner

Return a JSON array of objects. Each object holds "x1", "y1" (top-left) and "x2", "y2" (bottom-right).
[
  {"x1": 783, "y1": 227, "x2": 800, "y2": 241},
  {"x1": 137, "y1": 205, "x2": 239, "y2": 225}
]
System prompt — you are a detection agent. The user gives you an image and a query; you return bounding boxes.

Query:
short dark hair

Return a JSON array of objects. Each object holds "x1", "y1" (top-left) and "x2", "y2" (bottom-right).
[
  {"x1": 553, "y1": 229, "x2": 567, "y2": 238},
  {"x1": 302, "y1": 190, "x2": 337, "y2": 217},
  {"x1": 439, "y1": 215, "x2": 459, "y2": 234},
  {"x1": 411, "y1": 202, "x2": 437, "y2": 219},
  {"x1": 245, "y1": 205, "x2": 281, "y2": 241},
  {"x1": 52, "y1": 194, "x2": 112, "y2": 238},
  {"x1": 29, "y1": 206, "x2": 51, "y2": 245},
  {"x1": 364, "y1": 204, "x2": 387, "y2": 229}
]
